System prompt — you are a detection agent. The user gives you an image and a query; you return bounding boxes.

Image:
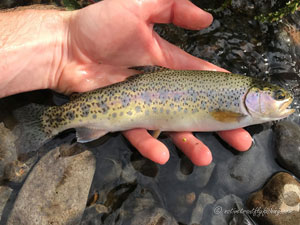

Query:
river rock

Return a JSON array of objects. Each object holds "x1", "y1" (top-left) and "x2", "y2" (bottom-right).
[
  {"x1": 201, "y1": 194, "x2": 254, "y2": 225},
  {"x1": 116, "y1": 185, "x2": 178, "y2": 225},
  {"x1": 274, "y1": 121, "x2": 300, "y2": 178},
  {"x1": 210, "y1": 129, "x2": 281, "y2": 196},
  {"x1": 190, "y1": 192, "x2": 216, "y2": 224},
  {"x1": 0, "y1": 122, "x2": 37, "y2": 183},
  {"x1": 7, "y1": 144, "x2": 96, "y2": 225},
  {"x1": 0, "y1": 123, "x2": 17, "y2": 179},
  {"x1": 176, "y1": 158, "x2": 215, "y2": 187},
  {"x1": 246, "y1": 172, "x2": 300, "y2": 225},
  {"x1": 0, "y1": 186, "x2": 12, "y2": 218}
]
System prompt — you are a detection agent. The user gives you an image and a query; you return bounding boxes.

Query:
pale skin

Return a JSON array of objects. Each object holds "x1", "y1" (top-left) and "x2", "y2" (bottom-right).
[{"x1": 0, "y1": 0, "x2": 252, "y2": 165}]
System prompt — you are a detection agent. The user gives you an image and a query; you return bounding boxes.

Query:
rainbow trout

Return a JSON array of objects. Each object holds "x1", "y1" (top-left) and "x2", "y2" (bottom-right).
[{"x1": 14, "y1": 66, "x2": 294, "y2": 154}]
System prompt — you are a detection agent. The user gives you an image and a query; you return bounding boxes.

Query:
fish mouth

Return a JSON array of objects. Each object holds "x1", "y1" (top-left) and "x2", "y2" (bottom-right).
[{"x1": 278, "y1": 98, "x2": 295, "y2": 117}]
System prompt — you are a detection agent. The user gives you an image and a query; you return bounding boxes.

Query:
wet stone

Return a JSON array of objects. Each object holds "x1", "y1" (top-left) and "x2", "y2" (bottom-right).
[
  {"x1": 0, "y1": 123, "x2": 17, "y2": 179},
  {"x1": 3, "y1": 157, "x2": 37, "y2": 183},
  {"x1": 0, "y1": 122, "x2": 34, "y2": 183},
  {"x1": 246, "y1": 172, "x2": 300, "y2": 225},
  {"x1": 116, "y1": 185, "x2": 177, "y2": 225},
  {"x1": 7, "y1": 144, "x2": 96, "y2": 225},
  {"x1": 129, "y1": 207, "x2": 178, "y2": 225},
  {"x1": 0, "y1": 186, "x2": 12, "y2": 218},
  {"x1": 202, "y1": 194, "x2": 254, "y2": 225},
  {"x1": 190, "y1": 192, "x2": 216, "y2": 224},
  {"x1": 131, "y1": 152, "x2": 159, "y2": 178},
  {"x1": 274, "y1": 121, "x2": 300, "y2": 178},
  {"x1": 211, "y1": 129, "x2": 281, "y2": 196},
  {"x1": 176, "y1": 159, "x2": 215, "y2": 188}
]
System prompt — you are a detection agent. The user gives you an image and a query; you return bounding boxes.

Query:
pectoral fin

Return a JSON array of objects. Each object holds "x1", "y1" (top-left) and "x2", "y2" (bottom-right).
[
  {"x1": 210, "y1": 110, "x2": 245, "y2": 123},
  {"x1": 76, "y1": 127, "x2": 108, "y2": 143}
]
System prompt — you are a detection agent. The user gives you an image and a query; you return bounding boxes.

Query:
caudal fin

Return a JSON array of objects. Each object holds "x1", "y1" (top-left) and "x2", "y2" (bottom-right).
[{"x1": 13, "y1": 104, "x2": 52, "y2": 155}]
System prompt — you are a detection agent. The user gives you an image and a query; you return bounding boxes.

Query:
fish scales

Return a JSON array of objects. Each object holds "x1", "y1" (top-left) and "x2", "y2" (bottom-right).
[
  {"x1": 42, "y1": 70, "x2": 255, "y2": 135},
  {"x1": 13, "y1": 68, "x2": 294, "y2": 154}
]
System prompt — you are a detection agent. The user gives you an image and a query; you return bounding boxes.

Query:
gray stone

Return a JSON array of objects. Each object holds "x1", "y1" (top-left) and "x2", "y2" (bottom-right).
[
  {"x1": 3, "y1": 156, "x2": 37, "y2": 183},
  {"x1": 0, "y1": 123, "x2": 17, "y2": 179},
  {"x1": 202, "y1": 194, "x2": 254, "y2": 225},
  {"x1": 129, "y1": 207, "x2": 178, "y2": 225},
  {"x1": 0, "y1": 122, "x2": 36, "y2": 183},
  {"x1": 121, "y1": 163, "x2": 138, "y2": 183},
  {"x1": 176, "y1": 160, "x2": 215, "y2": 188},
  {"x1": 118, "y1": 185, "x2": 178, "y2": 225},
  {"x1": 247, "y1": 172, "x2": 300, "y2": 225},
  {"x1": 190, "y1": 192, "x2": 216, "y2": 224},
  {"x1": 212, "y1": 129, "x2": 281, "y2": 196},
  {"x1": 7, "y1": 144, "x2": 96, "y2": 225},
  {"x1": 0, "y1": 186, "x2": 12, "y2": 218},
  {"x1": 274, "y1": 121, "x2": 300, "y2": 178}
]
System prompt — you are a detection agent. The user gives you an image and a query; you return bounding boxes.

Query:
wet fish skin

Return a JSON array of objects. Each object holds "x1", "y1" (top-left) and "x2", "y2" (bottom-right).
[{"x1": 14, "y1": 67, "x2": 294, "y2": 154}]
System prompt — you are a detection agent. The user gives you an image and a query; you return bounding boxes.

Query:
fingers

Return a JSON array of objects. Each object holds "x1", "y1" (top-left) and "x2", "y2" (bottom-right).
[
  {"x1": 152, "y1": 32, "x2": 229, "y2": 72},
  {"x1": 168, "y1": 132, "x2": 212, "y2": 166},
  {"x1": 172, "y1": 0, "x2": 213, "y2": 29},
  {"x1": 122, "y1": 129, "x2": 170, "y2": 165},
  {"x1": 150, "y1": 0, "x2": 213, "y2": 30},
  {"x1": 217, "y1": 128, "x2": 252, "y2": 151}
]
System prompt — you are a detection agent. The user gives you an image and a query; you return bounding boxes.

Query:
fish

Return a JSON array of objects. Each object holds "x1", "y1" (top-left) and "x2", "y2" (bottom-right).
[{"x1": 13, "y1": 66, "x2": 295, "y2": 154}]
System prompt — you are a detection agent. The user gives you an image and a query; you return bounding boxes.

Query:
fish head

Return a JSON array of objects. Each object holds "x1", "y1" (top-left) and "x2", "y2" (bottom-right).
[{"x1": 244, "y1": 84, "x2": 295, "y2": 121}]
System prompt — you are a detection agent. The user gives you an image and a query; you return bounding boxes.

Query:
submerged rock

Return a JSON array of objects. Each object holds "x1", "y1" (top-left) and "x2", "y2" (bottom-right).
[
  {"x1": 0, "y1": 122, "x2": 36, "y2": 183},
  {"x1": 274, "y1": 121, "x2": 300, "y2": 178},
  {"x1": 247, "y1": 172, "x2": 300, "y2": 225},
  {"x1": 212, "y1": 129, "x2": 281, "y2": 196},
  {"x1": 114, "y1": 185, "x2": 177, "y2": 225},
  {"x1": 176, "y1": 158, "x2": 215, "y2": 188},
  {"x1": 201, "y1": 194, "x2": 254, "y2": 225},
  {"x1": 0, "y1": 186, "x2": 12, "y2": 218},
  {"x1": 190, "y1": 192, "x2": 216, "y2": 224},
  {"x1": 7, "y1": 144, "x2": 96, "y2": 225},
  {"x1": 0, "y1": 123, "x2": 17, "y2": 179}
]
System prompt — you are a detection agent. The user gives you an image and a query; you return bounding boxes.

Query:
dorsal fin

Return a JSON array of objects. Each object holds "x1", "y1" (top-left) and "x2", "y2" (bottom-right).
[
  {"x1": 69, "y1": 92, "x2": 84, "y2": 100},
  {"x1": 129, "y1": 65, "x2": 171, "y2": 73}
]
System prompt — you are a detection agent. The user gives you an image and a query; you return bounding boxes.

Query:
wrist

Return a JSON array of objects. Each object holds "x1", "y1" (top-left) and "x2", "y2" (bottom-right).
[{"x1": 0, "y1": 7, "x2": 72, "y2": 97}]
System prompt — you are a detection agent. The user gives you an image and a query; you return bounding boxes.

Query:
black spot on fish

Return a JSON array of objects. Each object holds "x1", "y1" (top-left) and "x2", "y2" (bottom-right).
[
  {"x1": 66, "y1": 111, "x2": 75, "y2": 121},
  {"x1": 81, "y1": 103, "x2": 90, "y2": 117}
]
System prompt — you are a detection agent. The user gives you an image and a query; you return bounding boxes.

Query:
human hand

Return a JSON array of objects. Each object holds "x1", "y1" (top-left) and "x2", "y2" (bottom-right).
[
  {"x1": 0, "y1": 0, "x2": 252, "y2": 165},
  {"x1": 56, "y1": 0, "x2": 251, "y2": 165}
]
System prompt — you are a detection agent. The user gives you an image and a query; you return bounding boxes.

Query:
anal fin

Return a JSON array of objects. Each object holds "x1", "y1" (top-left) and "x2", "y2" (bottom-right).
[
  {"x1": 76, "y1": 127, "x2": 108, "y2": 143},
  {"x1": 151, "y1": 130, "x2": 161, "y2": 139}
]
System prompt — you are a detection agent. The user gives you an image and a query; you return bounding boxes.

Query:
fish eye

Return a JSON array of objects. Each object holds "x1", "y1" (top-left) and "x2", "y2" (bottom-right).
[{"x1": 275, "y1": 90, "x2": 286, "y2": 100}]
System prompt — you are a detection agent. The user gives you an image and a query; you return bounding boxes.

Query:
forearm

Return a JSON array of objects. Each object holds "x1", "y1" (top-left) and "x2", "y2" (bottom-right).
[{"x1": 0, "y1": 6, "x2": 71, "y2": 98}]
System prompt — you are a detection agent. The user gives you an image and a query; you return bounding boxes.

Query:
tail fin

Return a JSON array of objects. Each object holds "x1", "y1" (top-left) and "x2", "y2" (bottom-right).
[{"x1": 13, "y1": 104, "x2": 52, "y2": 155}]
